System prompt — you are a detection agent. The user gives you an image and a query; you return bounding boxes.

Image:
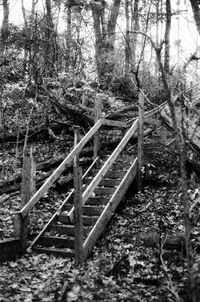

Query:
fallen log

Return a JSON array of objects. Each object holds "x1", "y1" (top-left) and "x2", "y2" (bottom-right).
[
  {"x1": 0, "y1": 122, "x2": 72, "y2": 144},
  {"x1": 139, "y1": 232, "x2": 186, "y2": 252},
  {"x1": 106, "y1": 104, "x2": 138, "y2": 120},
  {"x1": 38, "y1": 91, "x2": 95, "y2": 125},
  {"x1": 0, "y1": 157, "x2": 92, "y2": 195}
]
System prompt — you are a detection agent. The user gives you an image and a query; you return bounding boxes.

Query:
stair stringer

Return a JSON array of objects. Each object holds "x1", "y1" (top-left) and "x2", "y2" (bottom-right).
[{"x1": 83, "y1": 157, "x2": 138, "y2": 260}]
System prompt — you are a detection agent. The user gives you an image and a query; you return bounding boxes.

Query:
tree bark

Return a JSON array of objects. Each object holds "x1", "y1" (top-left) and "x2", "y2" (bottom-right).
[
  {"x1": 190, "y1": 0, "x2": 200, "y2": 36},
  {"x1": 44, "y1": 0, "x2": 57, "y2": 77},
  {"x1": 0, "y1": 0, "x2": 9, "y2": 53},
  {"x1": 131, "y1": 0, "x2": 139, "y2": 71},
  {"x1": 125, "y1": 0, "x2": 131, "y2": 78},
  {"x1": 92, "y1": 0, "x2": 121, "y2": 87},
  {"x1": 164, "y1": 0, "x2": 171, "y2": 74}
]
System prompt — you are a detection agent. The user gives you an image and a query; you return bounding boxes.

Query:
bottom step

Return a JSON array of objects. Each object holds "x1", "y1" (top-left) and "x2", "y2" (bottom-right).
[{"x1": 34, "y1": 247, "x2": 74, "y2": 258}]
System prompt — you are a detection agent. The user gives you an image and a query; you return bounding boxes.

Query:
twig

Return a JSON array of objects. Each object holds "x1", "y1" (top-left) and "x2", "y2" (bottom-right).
[{"x1": 160, "y1": 236, "x2": 183, "y2": 302}]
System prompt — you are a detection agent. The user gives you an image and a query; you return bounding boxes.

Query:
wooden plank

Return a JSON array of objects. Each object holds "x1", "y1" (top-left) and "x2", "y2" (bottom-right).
[
  {"x1": 34, "y1": 247, "x2": 74, "y2": 258},
  {"x1": 82, "y1": 206, "x2": 103, "y2": 216},
  {"x1": 93, "y1": 97, "x2": 102, "y2": 159},
  {"x1": 0, "y1": 239, "x2": 22, "y2": 261},
  {"x1": 20, "y1": 119, "x2": 103, "y2": 218},
  {"x1": 94, "y1": 187, "x2": 116, "y2": 195},
  {"x1": 28, "y1": 156, "x2": 100, "y2": 252},
  {"x1": 138, "y1": 93, "x2": 144, "y2": 192},
  {"x1": 14, "y1": 149, "x2": 36, "y2": 251},
  {"x1": 83, "y1": 158, "x2": 138, "y2": 260},
  {"x1": 86, "y1": 196, "x2": 110, "y2": 205},
  {"x1": 83, "y1": 120, "x2": 138, "y2": 203},
  {"x1": 68, "y1": 119, "x2": 138, "y2": 222},
  {"x1": 102, "y1": 119, "x2": 128, "y2": 128},
  {"x1": 38, "y1": 236, "x2": 74, "y2": 248},
  {"x1": 127, "y1": 101, "x2": 167, "y2": 126},
  {"x1": 73, "y1": 166, "x2": 83, "y2": 264},
  {"x1": 59, "y1": 214, "x2": 98, "y2": 226},
  {"x1": 51, "y1": 225, "x2": 91, "y2": 237}
]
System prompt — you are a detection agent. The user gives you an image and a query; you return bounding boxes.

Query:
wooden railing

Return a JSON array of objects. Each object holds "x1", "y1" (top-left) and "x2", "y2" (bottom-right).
[
  {"x1": 18, "y1": 119, "x2": 103, "y2": 219},
  {"x1": 14, "y1": 92, "x2": 165, "y2": 254},
  {"x1": 14, "y1": 115, "x2": 129, "y2": 250},
  {"x1": 68, "y1": 119, "x2": 138, "y2": 221}
]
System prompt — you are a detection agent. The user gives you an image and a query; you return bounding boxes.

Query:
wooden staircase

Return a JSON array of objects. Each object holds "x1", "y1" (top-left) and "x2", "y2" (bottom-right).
[
  {"x1": 30, "y1": 151, "x2": 137, "y2": 259},
  {"x1": 13, "y1": 95, "x2": 164, "y2": 260}
]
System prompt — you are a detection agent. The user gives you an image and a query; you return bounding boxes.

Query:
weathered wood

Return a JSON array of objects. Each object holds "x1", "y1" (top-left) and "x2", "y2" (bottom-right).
[
  {"x1": 33, "y1": 247, "x2": 74, "y2": 258},
  {"x1": 74, "y1": 166, "x2": 84, "y2": 265},
  {"x1": 28, "y1": 157, "x2": 100, "y2": 252},
  {"x1": 83, "y1": 158, "x2": 138, "y2": 259},
  {"x1": 73, "y1": 126, "x2": 81, "y2": 167},
  {"x1": 68, "y1": 119, "x2": 138, "y2": 222},
  {"x1": 106, "y1": 104, "x2": 137, "y2": 120},
  {"x1": 144, "y1": 117, "x2": 161, "y2": 126},
  {"x1": 0, "y1": 238, "x2": 22, "y2": 261},
  {"x1": 93, "y1": 97, "x2": 102, "y2": 159},
  {"x1": 19, "y1": 120, "x2": 103, "y2": 218},
  {"x1": 14, "y1": 148, "x2": 36, "y2": 251},
  {"x1": 38, "y1": 236, "x2": 75, "y2": 248},
  {"x1": 138, "y1": 93, "x2": 144, "y2": 192},
  {"x1": 0, "y1": 149, "x2": 94, "y2": 195},
  {"x1": 102, "y1": 119, "x2": 128, "y2": 128},
  {"x1": 83, "y1": 120, "x2": 138, "y2": 203}
]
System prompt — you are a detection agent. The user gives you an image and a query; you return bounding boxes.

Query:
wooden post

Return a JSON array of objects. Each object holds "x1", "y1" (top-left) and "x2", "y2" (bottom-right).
[
  {"x1": 74, "y1": 166, "x2": 84, "y2": 265},
  {"x1": 93, "y1": 95, "x2": 102, "y2": 159},
  {"x1": 73, "y1": 125, "x2": 81, "y2": 166},
  {"x1": 160, "y1": 125, "x2": 167, "y2": 145},
  {"x1": 73, "y1": 125, "x2": 83, "y2": 265},
  {"x1": 14, "y1": 146, "x2": 36, "y2": 251},
  {"x1": 137, "y1": 93, "x2": 144, "y2": 192}
]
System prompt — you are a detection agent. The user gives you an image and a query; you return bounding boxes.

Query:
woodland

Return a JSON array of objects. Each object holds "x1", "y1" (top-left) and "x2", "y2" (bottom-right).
[{"x1": 1, "y1": 0, "x2": 200, "y2": 301}]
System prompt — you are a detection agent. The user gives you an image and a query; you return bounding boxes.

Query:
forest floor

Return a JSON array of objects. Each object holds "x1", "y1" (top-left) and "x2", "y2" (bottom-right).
[
  {"x1": 1, "y1": 140, "x2": 199, "y2": 302},
  {"x1": 0, "y1": 83, "x2": 200, "y2": 301}
]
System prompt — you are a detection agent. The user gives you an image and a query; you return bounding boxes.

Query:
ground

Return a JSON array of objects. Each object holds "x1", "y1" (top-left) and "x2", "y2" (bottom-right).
[
  {"x1": 1, "y1": 144, "x2": 198, "y2": 302},
  {"x1": 0, "y1": 84, "x2": 200, "y2": 302}
]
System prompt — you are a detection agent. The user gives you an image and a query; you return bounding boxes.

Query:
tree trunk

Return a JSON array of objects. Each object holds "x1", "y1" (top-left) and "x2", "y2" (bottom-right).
[
  {"x1": 164, "y1": 0, "x2": 171, "y2": 74},
  {"x1": 0, "y1": 0, "x2": 9, "y2": 53},
  {"x1": 190, "y1": 0, "x2": 200, "y2": 36},
  {"x1": 21, "y1": 0, "x2": 29, "y2": 74},
  {"x1": 131, "y1": 0, "x2": 139, "y2": 71},
  {"x1": 65, "y1": 6, "x2": 72, "y2": 72},
  {"x1": 44, "y1": 0, "x2": 57, "y2": 77},
  {"x1": 92, "y1": 0, "x2": 121, "y2": 87},
  {"x1": 125, "y1": 0, "x2": 131, "y2": 78}
]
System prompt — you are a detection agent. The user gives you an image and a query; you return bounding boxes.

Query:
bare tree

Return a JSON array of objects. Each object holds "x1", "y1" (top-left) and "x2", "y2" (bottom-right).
[
  {"x1": 44, "y1": 0, "x2": 57, "y2": 77},
  {"x1": 164, "y1": 0, "x2": 171, "y2": 73},
  {"x1": 0, "y1": 0, "x2": 9, "y2": 53},
  {"x1": 190, "y1": 0, "x2": 200, "y2": 36},
  {"x1": 91, "y1": 0, "x2": 121, "y2": 87}
]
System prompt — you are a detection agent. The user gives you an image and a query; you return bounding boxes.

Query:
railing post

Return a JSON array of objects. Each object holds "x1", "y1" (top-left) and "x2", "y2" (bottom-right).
[
  {"x1": 14, "y1": 146, "x2": 36, "y2": 251},
  {"x1": 93, "y1": 94, "x2": 102, "y2": 160},
  {"x1": 73, "y1": 126, "x2": 83, "y2": 265},
  {"x1": 138, "y1": 92, "x2": 144, "y2": 192}
]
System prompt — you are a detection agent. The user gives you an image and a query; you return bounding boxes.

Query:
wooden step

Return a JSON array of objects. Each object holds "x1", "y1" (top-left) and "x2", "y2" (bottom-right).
[
  {"x1": 92, "y1": 169, "x2": 126, "y2": 179},
  {"x1": 82, "y1": 205, "x2": 103, "y2": 216},
  {"x1": 86, "y1": 196, "x2": 110, "y2": 205},
  {"x1": 34, "y1": 247, "x2": 74, "y2": 258},
  {"x1": 62, "y1": 205, "x2": 104, "y2": 216},
  {"x1": 94, "y1": 186, "x2": 116, "y2": 196},
  {"x1": 84, "y1": 177, "x2": 120, "y2": 187},
  {"x1": 51, "y1": 224, "x2": 91, "y2": 236},
  {"x1": 38, "y1": 235, "x2": 74, "y2": 248},
  {"x1": 58, "y1": 214, "x2": 98, "y2": 226}
]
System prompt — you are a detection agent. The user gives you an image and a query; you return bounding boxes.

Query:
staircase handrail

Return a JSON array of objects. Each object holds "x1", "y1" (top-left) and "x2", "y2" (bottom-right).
[
  {"x1": 68, "y1": 119, "x2": 138, "y2": 221},
  {"x1": 19, "y1": 119, "x2": 103, "y2": 219}
]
